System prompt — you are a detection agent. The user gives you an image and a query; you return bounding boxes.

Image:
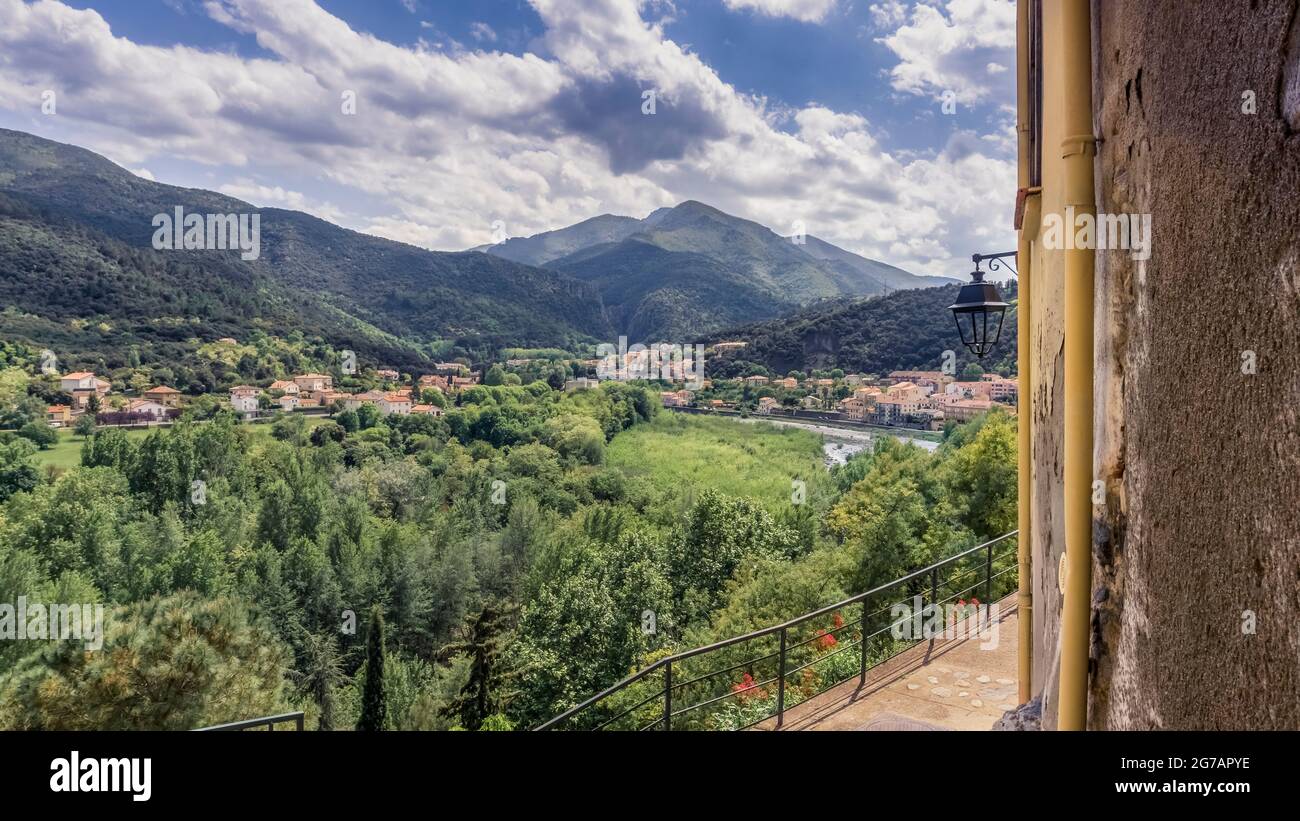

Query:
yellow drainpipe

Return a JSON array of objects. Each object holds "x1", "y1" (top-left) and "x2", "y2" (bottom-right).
[
  {"x1": 1014, "y1": 0, "x2": 1034, "y2": 706},
  {"x1": 1056, "y1": 0, "x2": 1098, "y2": 731}
]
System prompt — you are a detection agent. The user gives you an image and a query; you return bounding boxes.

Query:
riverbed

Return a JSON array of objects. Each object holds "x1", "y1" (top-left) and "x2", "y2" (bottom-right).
[{"x1": 732, "y1": 416, "x2": 941, "y2": 467}]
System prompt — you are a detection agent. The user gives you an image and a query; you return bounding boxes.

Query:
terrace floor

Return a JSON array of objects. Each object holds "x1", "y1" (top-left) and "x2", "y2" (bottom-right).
[{"x1": 755, "y1": 598, "x2": 1020, "y2": 731}]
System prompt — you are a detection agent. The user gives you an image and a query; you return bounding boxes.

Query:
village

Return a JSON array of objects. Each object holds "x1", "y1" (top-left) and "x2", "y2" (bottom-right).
[
  {"x1": 37, "y1": 343, "x2": 1013, "y2": 434},
  {"x1": 659, "y1": 367, "x2": 1017, "y2": 431},
  {"x1": 40, "y1": 362, "x2": 481, "y2": 428}
]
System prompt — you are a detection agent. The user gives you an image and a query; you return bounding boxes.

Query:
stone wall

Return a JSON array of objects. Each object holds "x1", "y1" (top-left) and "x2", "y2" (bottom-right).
[{"x1": 1087, "y1": 0, "x2": 1300, "y2": 728}]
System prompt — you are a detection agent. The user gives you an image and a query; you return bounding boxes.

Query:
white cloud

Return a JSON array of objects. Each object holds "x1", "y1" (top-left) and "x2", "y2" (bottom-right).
[
  {"x1": 217, "y1": 179, "x2": 348, "y2": 224},
  {"x1": 469, "y1": 22, "x2": 497, "y2": 43},
  {"x1": 0, "y1": 0, "x2": 1015, "y2": 276},
  {"x1": 876, "y1": 0, "x2": 1016, "y2": 104},
  {"x1": 867, "y1": 1, "x2": 906, "y2": 29},
  {"x1": 721, "y1": 0, "x2": 838, "y2": 23}
]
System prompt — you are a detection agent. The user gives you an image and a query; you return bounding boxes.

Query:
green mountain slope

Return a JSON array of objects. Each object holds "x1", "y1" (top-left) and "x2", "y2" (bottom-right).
[
  {"x1": 0, "y1": 128, "x2": 614, "y2": 377},
  {"x1": 700, "y1": 282, "x2": 1019, "y2": 378},
  {"x1": 548, "y1": 238, "x2": 789, "y2": 341},
  {"x1": 471, "y1": 213, "x2": 643, "y2": 266},
  {"x1": 544, "y1": 201, "x2": 888, "y2": 339},
  {"x1": 481, "y1": 199, "x2": 952, "y2": 341},
  {"x1": 794, "y1": 234, "x2": 959, "y2": 290}
]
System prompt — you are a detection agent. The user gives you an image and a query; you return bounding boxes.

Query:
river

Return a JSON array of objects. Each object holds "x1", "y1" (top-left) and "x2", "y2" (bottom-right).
[{"x1": 732, "y1": 416, "x2": 941, "y2": 467}]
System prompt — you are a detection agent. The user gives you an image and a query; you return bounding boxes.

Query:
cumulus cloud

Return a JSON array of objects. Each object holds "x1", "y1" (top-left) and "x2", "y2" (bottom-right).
[
  {"x1": 721, "y1": 0, "x2": 838, "y2": 23},
  {"x1": 0, "y1": 0, "x2": 1015, "y2": 276},
  {"x1": 867, "y1": 1, "x2": 907, "y2": 30},
  {"x1": 876, "y1": 0, "x2": 1016, "y2": 104}
]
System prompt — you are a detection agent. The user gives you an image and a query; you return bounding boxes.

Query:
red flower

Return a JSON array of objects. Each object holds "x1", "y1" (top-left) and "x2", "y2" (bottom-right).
[
  {"x1": 832, "y1": 612, "x2": 845, "y2": 629},
  {"x1": 732, "y1": 673, "x2": 767, "y2": 703},
  {"x1": 814, "y1": 629, "x2": 838, "y2": 651}
]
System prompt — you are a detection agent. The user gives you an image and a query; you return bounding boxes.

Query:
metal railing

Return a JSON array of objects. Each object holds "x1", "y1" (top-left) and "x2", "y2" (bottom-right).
[
  {"x1": 196, "y1": 711, "x2": 305, "y2": 731},
  {"x1": 535, "y1": 531, "x2": 1018, "y2": 731}
]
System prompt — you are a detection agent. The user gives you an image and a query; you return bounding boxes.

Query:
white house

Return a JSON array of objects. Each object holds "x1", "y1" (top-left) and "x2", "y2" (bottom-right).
[
  {"x1": 127, "y1": 398, "x2": 170, "y2": 419},
  {"x1": 343, "y1": 390, "x2": 387, "y2": 412},
  {"x1": 378, "y1": 393, "x2": 412, "y2": 416},
  {"x1": 229, "y1": 386, "x2": 260, "y2": 414}
]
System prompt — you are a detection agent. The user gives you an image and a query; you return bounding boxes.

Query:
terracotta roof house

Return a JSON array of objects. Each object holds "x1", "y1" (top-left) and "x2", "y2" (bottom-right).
[{"x1": 143, "y1": 385, "x2": 183, "y2": 407}]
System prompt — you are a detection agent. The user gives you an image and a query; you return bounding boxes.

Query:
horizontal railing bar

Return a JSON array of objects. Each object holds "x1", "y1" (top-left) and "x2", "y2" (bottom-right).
[
  {"x1": 671, "y1": 674, "x2": 781, "y2": 718},
  {"x1": 784, "y1": 636, "x2": 864, "y2": 678},
  {"x1": 671, "y1": 650, "x2": 781, "y2": 691},
  {"x1": 591, "y1": 688, "x2": 666, "y2": 731},
  {"x1": 195, "y1": 711, "x2": 305, "y2": 732},
  {"x1": 783, "y1": 618, "x2": 858, "y2": 653},
  {"x1": 534, "y1": 531, "x2": 1017, "y2": 729}
]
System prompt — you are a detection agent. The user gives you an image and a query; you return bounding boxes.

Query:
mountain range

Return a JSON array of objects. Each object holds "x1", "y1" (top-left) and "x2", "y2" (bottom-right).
[
  {"x1": 477, "y1": 201, "x2": 955, "y2": 340},
  {"x1": 0, "y1": 127, "x2": 955, "y2": 382},
  {"x1": 0, "y1": 127, "x2": 613, "y2": 376}
]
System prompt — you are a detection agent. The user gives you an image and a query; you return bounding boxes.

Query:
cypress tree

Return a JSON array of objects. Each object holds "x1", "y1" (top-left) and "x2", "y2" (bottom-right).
[{"x1": 357, "y1": 606, "x2": 387, "y2": 731}]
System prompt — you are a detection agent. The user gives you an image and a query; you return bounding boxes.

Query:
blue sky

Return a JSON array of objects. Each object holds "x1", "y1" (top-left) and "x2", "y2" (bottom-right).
[{"x1": 0, "y1": 0, "x2": 1018, "y2": 276}]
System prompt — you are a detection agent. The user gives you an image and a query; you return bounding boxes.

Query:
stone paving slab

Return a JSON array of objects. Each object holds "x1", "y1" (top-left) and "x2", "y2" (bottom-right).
[{"x1": 754, "y1": 597, "x2": 1019, "y2": 731}]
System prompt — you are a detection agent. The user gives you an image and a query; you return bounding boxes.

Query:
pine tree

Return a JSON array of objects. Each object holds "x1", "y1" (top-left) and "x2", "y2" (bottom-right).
[
  {"x1": 439, "y1": 604, "x2": 516, "y2": 731},
  {"x1": 357, "y1": 606, "x2": 387, "y2": 731},
  {"x1": 292, "y1": 630, "x2": 343, "y2": 731}
]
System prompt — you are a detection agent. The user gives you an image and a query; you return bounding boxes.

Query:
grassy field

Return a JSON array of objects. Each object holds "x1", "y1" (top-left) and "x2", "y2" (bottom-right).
[
  {"x1": 607, "y1": 412, "x2": 833, "y2": 517},
  {"x1": 30, "y1": 416, "x2": 331, "y2": 471}
]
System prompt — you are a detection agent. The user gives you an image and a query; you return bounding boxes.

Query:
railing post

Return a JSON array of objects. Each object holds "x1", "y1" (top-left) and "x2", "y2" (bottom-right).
[
  {"x1": 930, "y1": 567, "x2": 939, "y2": 611},
  {"x1": 663, "y1": 662, "x2": 672, "y2": 732},
  {"x1": 295, "y1": 713, "x2": 304, "y2": 731},
  {"x1": 859, "y1": 599, "x2": 869, "y2": 683},
  {"x1": 776, "y1": 627, "x2": 787, "y2": 728},
  {"x1": 985, "y1": 541, "x2": 994, "y2": 601}
]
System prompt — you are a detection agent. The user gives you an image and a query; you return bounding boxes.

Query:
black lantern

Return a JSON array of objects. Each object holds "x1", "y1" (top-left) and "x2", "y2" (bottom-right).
[{"x1": 949, "y1": 253, "x2": 1011, "y2": 358}]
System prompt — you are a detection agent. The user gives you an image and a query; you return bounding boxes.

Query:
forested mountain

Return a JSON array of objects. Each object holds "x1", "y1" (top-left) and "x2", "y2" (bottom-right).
[
  {"x1": 470, "y1": 213, "x2": 644, "y2": 266},
  {"x1": 792, "y1": 234, "x2": 957, "y2": 291},
  {"x1": 701, "y1": 282, "x2": 1019, "y2": 377},
  {"x1": 0, "y1": 128, "x2": 614, "y2": 376},
  {"x1": 480, "y1": 200, "x2": 954, "y2": 341}
]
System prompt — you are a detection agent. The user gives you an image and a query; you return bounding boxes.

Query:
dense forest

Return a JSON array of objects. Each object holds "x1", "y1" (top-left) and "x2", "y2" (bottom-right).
[
  {"x1": 0, "y1": 371, "x2": 1017, "y2": 730},
  {"x1": 701, "y1": 281, "x2": 1020, "y2": 379}
]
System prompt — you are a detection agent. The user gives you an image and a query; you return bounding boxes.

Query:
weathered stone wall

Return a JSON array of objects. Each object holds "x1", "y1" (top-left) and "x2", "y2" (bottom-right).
[{"x1": 1087, "y1": 0, "x2": 1300, "y2": 729}]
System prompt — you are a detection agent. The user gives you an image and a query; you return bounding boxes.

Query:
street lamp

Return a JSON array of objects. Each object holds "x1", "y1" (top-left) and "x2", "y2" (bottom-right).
[{"x1": 950, "y1": 251, "x2": 1013, "y2": 358}]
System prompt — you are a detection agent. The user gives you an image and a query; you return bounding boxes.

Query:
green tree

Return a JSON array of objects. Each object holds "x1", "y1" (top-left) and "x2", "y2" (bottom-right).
[
  {"x1": 0, "y1": 438, "x2": 40, "y2": 503},
  {"x1": 668, "y1": 489, "x2": 800, "y2": 621},
  {"x1": 356, "y1": 403, "x2": 381, "y2": 430},
  {"x1": 439, "y1": 604, "x2": 514, "y2": 731},
  {"x1": 73, "y1": 414, "x2": 96, "y2": 438},
  {"x1": 0, "y1": 592, "x2": 289, "y2": 730},
  {"x1": 17, "y1": 421, "x2": 57, "y2": 449},
  {"x1": 293, "y1": 630, "x2": 345, "y2": 731},
  {"x1": 357, "y1": 605, "x2": 388, "y2": 731}
]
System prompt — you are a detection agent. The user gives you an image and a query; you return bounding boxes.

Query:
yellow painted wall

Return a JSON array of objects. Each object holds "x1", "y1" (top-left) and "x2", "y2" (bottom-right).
[{"x1": 1019, "y1": 0, "x2": 1069, "y2": 729}]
